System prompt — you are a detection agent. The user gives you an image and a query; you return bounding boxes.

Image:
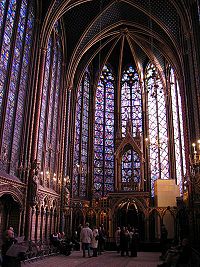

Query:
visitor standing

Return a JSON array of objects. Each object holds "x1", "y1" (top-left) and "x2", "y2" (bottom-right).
[
  {"x1": 91, "y1": 226, "x2": 99, "y2": 257},
  {"x1": 80, "y1": 222, "x2": 93, "y2": 258},
  {"x1": 115, "y1": 227, "x2": 121, "y2": 253}
]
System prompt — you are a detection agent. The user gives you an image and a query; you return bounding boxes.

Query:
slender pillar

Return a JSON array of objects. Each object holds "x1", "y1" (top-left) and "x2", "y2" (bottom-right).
[{"x1": 24, "y1": 47, "x2": 47, "y2": 240}]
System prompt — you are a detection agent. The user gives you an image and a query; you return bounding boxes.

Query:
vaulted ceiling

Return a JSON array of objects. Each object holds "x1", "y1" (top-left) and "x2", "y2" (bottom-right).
[{"x1": 40, "y1": 0, "x2": 191, "y2": 89}]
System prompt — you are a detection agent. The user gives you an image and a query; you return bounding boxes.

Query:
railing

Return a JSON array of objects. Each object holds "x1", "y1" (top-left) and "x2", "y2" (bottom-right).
[{"x1": 21, "y1": 240, "x2": 59, "y2": 263}]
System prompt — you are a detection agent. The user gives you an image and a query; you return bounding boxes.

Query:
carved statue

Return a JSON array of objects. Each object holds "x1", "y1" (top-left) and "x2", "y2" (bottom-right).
[
  {"x1": 63, "y1": 186, "x2": 70, "y2": 207},
  {"x1": 29, "y1": 159, "x2": 39, "y2": 206}
]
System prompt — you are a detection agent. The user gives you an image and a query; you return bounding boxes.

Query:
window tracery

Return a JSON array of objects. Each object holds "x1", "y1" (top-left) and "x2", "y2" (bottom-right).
[
  {"x1": 93, "y1": 65, "x2": 115, "y2": 197},
  {"x1": 73, "y1": 71, "x2": 90, "y2": 197},
  {"x1": 146, "y1": 63, "x2": 169, "y2": 195},
  {"x1": 0, "y1": 0, "x2": 35, "y2": 175},
  {"x1": 37, "y1": 24, "x2": 62, "y2": 188}
]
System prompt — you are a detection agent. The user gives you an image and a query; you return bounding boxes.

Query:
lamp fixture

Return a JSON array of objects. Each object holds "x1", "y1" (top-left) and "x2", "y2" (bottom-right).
[{"x1": 191, "y1": 139, "x2": 200, "y2": 164}]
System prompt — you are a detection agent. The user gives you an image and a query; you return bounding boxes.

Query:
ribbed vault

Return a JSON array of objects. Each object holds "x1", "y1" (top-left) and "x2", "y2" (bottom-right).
[{"x1": 38, "y1": 0, "x2": 191, "y2": 92}]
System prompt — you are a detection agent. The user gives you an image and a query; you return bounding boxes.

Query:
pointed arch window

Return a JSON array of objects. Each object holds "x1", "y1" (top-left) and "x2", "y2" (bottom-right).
[
  {"x1": 93, "y1": 65, "x2": 115, "y2": 198},
  {"x1": 37, "y1": 25, "x2": 62, "y2": 188},
  {"x1": 170, "y1": 67, "x2": 186, "y2": 192},
  {"x1": 0, "y1": 0, "x2": 35, "y2": 175},
  {"x1": 121, "y1": 66, "x2": 142, "y2": 137},
  {"x1": 120, "y1": 66, "x2": 142, "y2": 191},
  {"x1": 73, "y1": 70, "x2": 90, "y2": 197},
  {"x1": 121, "y1": 148, "x2": 141, "y2": 191},
  {"x1": 146, "y1": 63, "x2": 169, "y2": 194}
]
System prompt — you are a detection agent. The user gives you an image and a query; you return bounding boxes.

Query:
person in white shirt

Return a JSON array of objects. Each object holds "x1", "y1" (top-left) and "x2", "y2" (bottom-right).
[
  {"x1": 91, "y1": 226, "x2": 99, "y2": 257},
  {"x1": 80, "y1": 222, "x2": 93, "y2": 257}
]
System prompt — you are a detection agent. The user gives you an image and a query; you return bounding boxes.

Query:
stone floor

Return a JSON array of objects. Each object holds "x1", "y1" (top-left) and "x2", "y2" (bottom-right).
[{"x1": 21, "y1": 251, "x2": 162, "y2": 267}]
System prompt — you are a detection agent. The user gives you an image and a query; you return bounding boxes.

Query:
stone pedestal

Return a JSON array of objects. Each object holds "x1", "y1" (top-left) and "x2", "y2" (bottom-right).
[
  {"x1": 154, "y1": 179, "x2": 180, "y2": 239},
  {"x1": 154, "y1": 179, "x2": 180, "y2": 207}
]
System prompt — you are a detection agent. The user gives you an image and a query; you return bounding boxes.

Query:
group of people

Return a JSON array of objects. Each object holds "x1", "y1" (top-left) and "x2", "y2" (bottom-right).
[
  {"x1": 77, "y1": 223, "x2": 107, "y2": 258},
  {"x1": 115, "y1": 226, "x2": 139, "y2": 257},
  {"x1": 75, "y1": 223, "x2": 139, "y2": 258},
  {"x1": 50, "y1": 231, "x2": 72, "y2": 255}
]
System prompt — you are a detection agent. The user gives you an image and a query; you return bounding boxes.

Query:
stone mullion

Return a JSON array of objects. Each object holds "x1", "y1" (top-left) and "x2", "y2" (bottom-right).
[
  {"x1": 176, "y1": 29, "x2": 190, "y2": 175},
  {"x1": 62, "y1": 88, "x2": 70, "y2": 179},
  {"x1": 116, "y1": 36, "x2": 124, "y2": 139},
  {"x1": 68, "y1": 88, "x2": 77, "y2": 198},
  {"x1": 42, "y1": 40, "x2": 55, "y2": 182},
  {"x1": 164, "y1": 63, "x2": 176, "y2": 181},
  {"x1": 143, "y1": 78, "x2": 150, "y2": 193},
  {"x1": 87, "y1": 72, "x2": 94, "y2": 200},
  {"x1": 49, "y1": 53, "x2": 58, "y2": 177},
  {"x1": 59, "y1": 63, "x2": 67, "y2": 178},
  {"x1": 174, "y1": 77, "x2": 185, "y2": 189},
  {"x1": 30, "y1": 45, "x2": 47, "y2": 164},
  {"x1": 49, "y1": 47, "x2": 59, "y2": 189},
  {"x1": 58, "y1": 63, "x2": 67, "y2": 231},
  {"x1": 21, "y1": 17, "x2": 42, "y2": 183},
  {"x1": 53, "y1": 79, "x2": 62, "y2": 191},
  {"x1": 0, "y1": 0, "x2": 22, "y2": 152}
]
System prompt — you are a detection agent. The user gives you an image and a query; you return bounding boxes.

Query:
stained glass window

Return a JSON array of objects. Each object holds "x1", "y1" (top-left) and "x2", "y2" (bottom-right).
[
  {"x1": 146, "y1": 63, "x2": 169, "y2": 195},
  {"x1": 37, "y1": 38, "x2": 52, "y2": 164},
  {"x1": 11, "y1": 1, "x2": 34, "y2": 174},
  {"x1": 73, "y1": 71, "x2": 90, "y2": 197},
  {"x1": 93, "y1": 65, "x2": 115, "y2": 197},
  {"x1": 37, "y1": 25, "x2": 62, "y2": 188},
  {"x1": 121, "y1": 66, "x2": 142, "y2": 137},
  {"x1": 0, "y1": 0, "x2": 34, "y2": 175},
  {"x1": 0, "y1": 0, "x2": 17, "y2": 120},
  {"x1": 0, "y1": 0, "x2": 6, "y2": 35},
  {"x1": 121, "y1": 149, "x2": 141, "y2": 191},
  {"x1": 170, "y1": 67, "x2": 186, "y2": 193},
  {"x1": 120, "y1": 66, "x2": 142, "y2": 191},
  {"x1": 63, "y1": 90, "x2": 71, "y2": 178}
]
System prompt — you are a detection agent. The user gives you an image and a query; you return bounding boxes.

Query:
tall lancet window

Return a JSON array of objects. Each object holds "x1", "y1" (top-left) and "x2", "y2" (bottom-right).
[
  {"x1": 146, "y1": 63, "x2": 169, "y2": 195},
  {"x1": 63, "y1": 90, "x2": 71, "y2": 177},
  {"x1": 94, "y1": 65, "x2": 115, "y2": 198},
  {"x1": 121, "y1": 66, "x2": 142, "y2": 191},
  {"x1": 170, "y1": 67, "x2": 186, "y2": 192},
  {"x1": 37, "y1": 25, "x2": 62, "y2": 189},
  {"x1": 121, "y1": 66, "x2": 142, "y2": 137},
  {"x1": 0, "y1": 0, "x2": 35, "y2": 175},
  {"x1": 73, "y1": 71, "x2": 90, "y2": 197}
]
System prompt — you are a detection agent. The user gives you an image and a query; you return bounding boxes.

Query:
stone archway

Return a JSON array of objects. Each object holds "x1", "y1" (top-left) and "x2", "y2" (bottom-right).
[
  {"x1": 0, "y1": 194, "x2": 22, "y2": 246},
  {"x1": 114, "y1": 198, "x2": 146, "y2": 241},
  {"x1": 73, "y1": 209, "x2": 84, "y2": 232}
]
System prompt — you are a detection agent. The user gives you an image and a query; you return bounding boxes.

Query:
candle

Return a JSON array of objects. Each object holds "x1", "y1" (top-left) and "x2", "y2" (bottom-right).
[{"x1": 192, "y1": 143, "x2": 196, "y2": 153}]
